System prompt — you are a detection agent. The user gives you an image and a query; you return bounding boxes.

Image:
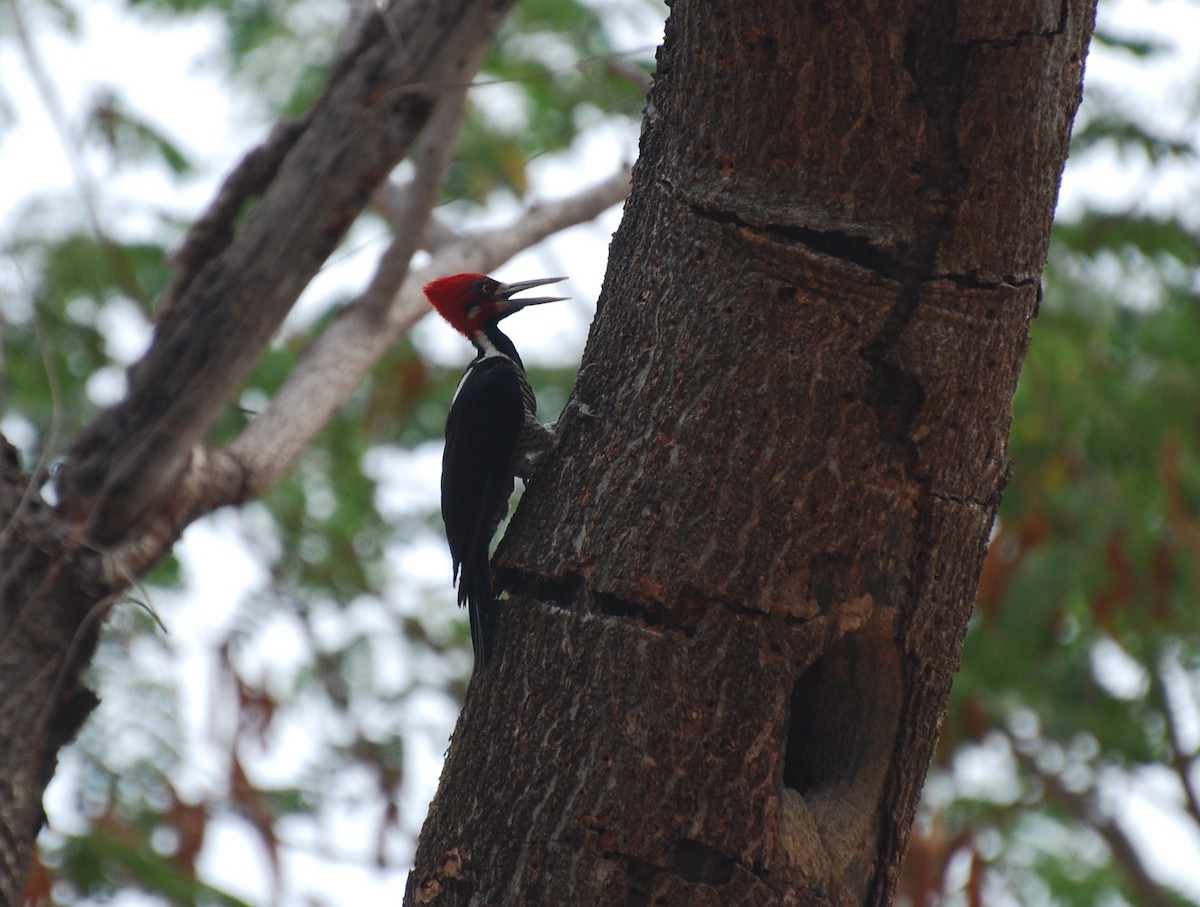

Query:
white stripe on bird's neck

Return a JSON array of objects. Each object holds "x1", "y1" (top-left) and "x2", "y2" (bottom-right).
[
  {"x1": 450, "y1": 330, "x2": 515, "y2": 406},
  {"x1": 472, "y1": 330, "x2": 508, "y2": 360}
]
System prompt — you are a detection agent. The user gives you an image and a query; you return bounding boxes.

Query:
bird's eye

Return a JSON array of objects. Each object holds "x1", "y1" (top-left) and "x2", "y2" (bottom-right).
[{"x1": 477, "y1": 280, "x2": 496, "y2": 296}]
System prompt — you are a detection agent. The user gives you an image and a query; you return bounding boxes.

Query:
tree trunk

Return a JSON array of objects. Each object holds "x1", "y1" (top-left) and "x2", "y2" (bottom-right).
[{"x1": 405, "y1": 2, "x2": 1096, "y2": 905}]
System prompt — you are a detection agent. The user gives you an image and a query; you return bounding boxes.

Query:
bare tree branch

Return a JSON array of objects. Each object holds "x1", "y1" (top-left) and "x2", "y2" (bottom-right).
[
  {"x1": 166, "y1": 0, "x2": 398, "y2": 319},
  {"x1": 422, "y1": 213, "x2": 468, "y2": 252},
  {"x1": 371, "y1": 179, "x2": 465, "y2": 251},
  {"x1": 363, "y1": 91, "x2": 477, "y2": 314},
  {"x1": 56, "y1": 0, "x2": 518, "y2": 547},
  {"x1": 416, "y1": 165, "x2": 631, "y2": 281},
  {"x1": 225, "y1": 164, "x2": 630, "y2": 500},
  {"x1": 104, "y1": 166, "x2": 631, "y2": 581}
]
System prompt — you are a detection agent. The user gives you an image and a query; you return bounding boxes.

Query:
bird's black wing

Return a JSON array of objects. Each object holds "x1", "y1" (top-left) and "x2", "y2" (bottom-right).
[{"x1": 441, "y1": 357, "x2": 525, "y2": 668}]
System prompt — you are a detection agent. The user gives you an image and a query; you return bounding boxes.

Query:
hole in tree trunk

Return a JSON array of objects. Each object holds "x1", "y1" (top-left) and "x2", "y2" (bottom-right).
[
  {"x1": 780, "y1": 618, "x2": 902, "y2": 888},
  {"x1": 784, "y1": 623, "x2": 900, "y2": 794}
]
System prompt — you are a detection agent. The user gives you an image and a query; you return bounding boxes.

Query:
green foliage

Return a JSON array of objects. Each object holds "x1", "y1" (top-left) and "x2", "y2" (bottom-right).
[
  {"x1": 84, "y1": 90, "x2": 194, "y2": 175},
  {"x1": 52, "y1": 831, "x2": 257, "y2": 906},
  {"x1": 2, "y1": 232, "x2": 169, "y2": 457},
  {"x1": 1054, "y1": 213, "x2": 1200, "y2": 266},
  {"x1": 1071, "y1": 107, "x2": 1197, "y2": 163},
  {"x1": 1092, "y1": 29, "x2": 1170, "y2": 58},
  {"x1": 123, "y1": 0, "x2": 654, "y2": 203},
  {"x1": 449, "y1": 0, "x2": 651, "y2": 203}
]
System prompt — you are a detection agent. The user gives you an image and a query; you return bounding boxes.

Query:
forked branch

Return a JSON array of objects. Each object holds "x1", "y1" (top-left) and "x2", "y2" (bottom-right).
[{"x1": 107, "y1": 166, "x2": 631, "y2": 582}]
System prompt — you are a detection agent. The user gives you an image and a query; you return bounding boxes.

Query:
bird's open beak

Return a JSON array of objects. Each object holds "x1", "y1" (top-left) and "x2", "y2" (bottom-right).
[{"x1": 494, "y1": 276, "x2": 569, "y2": 315}]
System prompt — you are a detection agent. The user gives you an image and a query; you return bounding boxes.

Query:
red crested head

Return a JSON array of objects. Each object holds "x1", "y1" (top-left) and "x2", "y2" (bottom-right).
[
  {"x1": 423, "y1": 273, "x2": 495, "y2": 337},
  {"x1": 423, "y1": 273, "x2": 569, "y2": 339}
]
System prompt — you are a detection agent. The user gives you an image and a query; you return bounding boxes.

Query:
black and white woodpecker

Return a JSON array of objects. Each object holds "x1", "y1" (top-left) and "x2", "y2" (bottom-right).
[{"x1": 423, "y1": 272, "x2": 569, "y2": 671}]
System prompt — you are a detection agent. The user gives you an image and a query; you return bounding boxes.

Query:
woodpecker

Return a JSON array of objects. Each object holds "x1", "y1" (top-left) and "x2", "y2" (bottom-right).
[{"x1": 424, "y1": 272, "x2": 568, "y2": 671}]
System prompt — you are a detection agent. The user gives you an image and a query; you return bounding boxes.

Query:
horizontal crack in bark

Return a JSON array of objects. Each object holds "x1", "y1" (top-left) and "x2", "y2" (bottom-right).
[
  {"x1": 498, "y1": 566, "x2": 820, "y2": 636},
  {"x1": 925, "y1": 488, "x2": 989, "y2": 509},
  {"x1": 962, "y1": 9, "x2": 1070, "y2": 51},
  {"x1": 658, "y1": 177, "x2": 1035, "y2": 290}
]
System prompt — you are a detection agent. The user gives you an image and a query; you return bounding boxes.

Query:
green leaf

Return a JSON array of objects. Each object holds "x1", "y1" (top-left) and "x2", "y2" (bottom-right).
[
  {"x1": 1052, "y1": 215, "x2": 1200, "y2": 266},
  {"x1": 84, "y1": 90, "x2": 195, "y2": 175},
  {"x1": 1092, "y1": 29, "x2": 1170, "y2": 58},
  {"x1": 56, "y1": 831, "x2": 257, "y2": 906},
  {"x1": 1071, "y1": 111, "x2": 1195, "y2": 163}
]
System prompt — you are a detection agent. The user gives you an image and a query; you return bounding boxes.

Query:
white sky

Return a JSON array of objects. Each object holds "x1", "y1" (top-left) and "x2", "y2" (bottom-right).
[{"x1": 5, "y1": 0, "x2": 1200, "y2": 904}]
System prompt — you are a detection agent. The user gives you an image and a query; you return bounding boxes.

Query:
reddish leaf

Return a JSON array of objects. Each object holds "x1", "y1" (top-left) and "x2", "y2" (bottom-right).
[
  {"x1": 1091, "y1": 533, "x2": 1136, "y2": 631},
  {"x1": 20, "y1": 851, "x2": 52, "y2": 906},
  {"x1": 166, "y1": 789, "x2": 208, "y2": 878}
]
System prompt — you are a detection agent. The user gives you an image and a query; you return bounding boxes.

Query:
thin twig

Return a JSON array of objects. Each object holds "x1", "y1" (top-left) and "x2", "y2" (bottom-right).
[
  {"x1": 1155, "y1": 657, "x2": 1200, "y2": 828},
  {"x1": 361, "y1": 71, "x2": 478, "y2": 318},
  {"x1": 370, "y1": 179, "x2": 464, "y2": 251}
]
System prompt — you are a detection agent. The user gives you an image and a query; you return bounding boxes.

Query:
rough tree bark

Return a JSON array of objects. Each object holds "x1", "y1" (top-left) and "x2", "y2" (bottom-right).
[{"x1": 406, "y1": 2, "x2": 1096, "y2": 905}]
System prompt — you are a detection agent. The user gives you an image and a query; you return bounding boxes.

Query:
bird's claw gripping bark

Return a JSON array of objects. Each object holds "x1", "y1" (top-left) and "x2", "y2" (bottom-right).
[
  {"x1": 517, "y1": 398, "x2": 600, "y2": 480},
  {"x1": 565, "y1": 400, "x2": 599, "y2": 421},
  {"x1": 546, "y1": 397, "x2": 600, "y2": 433}
]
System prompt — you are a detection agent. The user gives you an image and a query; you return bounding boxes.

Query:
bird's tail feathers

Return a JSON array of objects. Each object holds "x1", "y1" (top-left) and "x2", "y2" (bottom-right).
[{"x1": 462, "y1": 548, "x2": 496, "y2": 672}]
